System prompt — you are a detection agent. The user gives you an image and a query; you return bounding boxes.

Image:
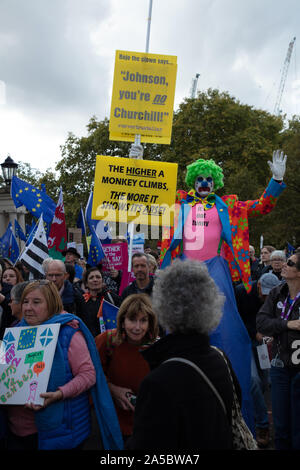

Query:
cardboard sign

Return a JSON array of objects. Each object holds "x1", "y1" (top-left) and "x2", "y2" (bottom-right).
[
  {"x1": 92, "y1": 155, "x2": 178, "y2": 226},
  {"x1": 109, "y1": 50, "x2": 177, "y2": 144},
  {"x1": 0, "y1": 324, "x2": 60, "y2": 405}
]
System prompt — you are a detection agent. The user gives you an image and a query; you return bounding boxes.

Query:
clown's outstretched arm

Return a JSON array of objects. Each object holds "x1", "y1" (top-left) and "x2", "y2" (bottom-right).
[
  {"x1": 268, "y1": 149, "x2": 287, "y2": 181},
  {"x1": 245, "y1": 149, "x2": 287, "y2": 217}
]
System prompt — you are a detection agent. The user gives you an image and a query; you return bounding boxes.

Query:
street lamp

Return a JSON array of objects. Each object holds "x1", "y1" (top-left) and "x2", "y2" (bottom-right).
[{"x1": 1, "y1": 155, "x2": 18, "y2": 187}]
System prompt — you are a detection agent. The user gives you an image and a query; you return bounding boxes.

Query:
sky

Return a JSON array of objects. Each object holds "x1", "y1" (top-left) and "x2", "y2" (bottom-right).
[{"x1": 0, "y1": 0, "x2": 299, "y2": 174}]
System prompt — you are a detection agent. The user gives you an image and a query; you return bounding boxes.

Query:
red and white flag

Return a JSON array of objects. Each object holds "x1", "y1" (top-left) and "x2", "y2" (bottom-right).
[{"x1": 48, "y1": 187, "x2": 67, "y2": 259}]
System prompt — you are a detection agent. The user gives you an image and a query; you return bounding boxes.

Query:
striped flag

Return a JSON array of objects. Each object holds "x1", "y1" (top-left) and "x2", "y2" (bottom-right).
[{"x1": 19, "y1": 214, "x2": 49, "y2": 279}]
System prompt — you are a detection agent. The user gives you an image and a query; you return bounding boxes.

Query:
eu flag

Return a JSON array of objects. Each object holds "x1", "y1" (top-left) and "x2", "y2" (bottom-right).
[
  {"x1": 9, "y1": 232, "x2": 20, "y2": 263},
  {"x1": 14, "y1": 219, "x2": 27, "y2": 242},
  {"x1": 0, "y1": 223, "x2": 13, "y2": 257},
  {"x1": 11, "y1": 175, "x2": 56, "y2": 224},
  {"x1": 287, "y1": 242, "x2": 295, "y2": 258},
  {"x1": 100, "y1": 300, "x2": 119, "y2": 330},
  {"x1": 87, "y1": 227, "x2": 106, "y2": 266}
]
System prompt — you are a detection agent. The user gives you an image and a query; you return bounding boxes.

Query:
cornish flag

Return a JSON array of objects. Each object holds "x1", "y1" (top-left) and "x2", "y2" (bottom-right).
[{"x1": 19, "y1": 214, "x2": 49, "y2": 279}]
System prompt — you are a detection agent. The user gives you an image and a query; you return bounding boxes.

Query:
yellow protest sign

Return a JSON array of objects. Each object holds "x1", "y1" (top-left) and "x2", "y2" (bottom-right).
[
  {"x1": 109, "y1": 50, "x2": 177, "y2": 145},
  {"x1": 92, "y1": 155, "x2": 178, "y2": 226}
]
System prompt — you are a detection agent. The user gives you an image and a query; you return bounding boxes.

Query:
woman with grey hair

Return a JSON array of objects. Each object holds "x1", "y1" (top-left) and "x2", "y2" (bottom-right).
[{"x1": 126, "y1": 259, "x2": 241, "y2": 450}]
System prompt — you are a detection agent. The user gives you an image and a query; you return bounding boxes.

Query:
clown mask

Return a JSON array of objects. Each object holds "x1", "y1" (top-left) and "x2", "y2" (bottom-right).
[{"x1": 194, "y1": 175, "x2": 214, "y2": 197}]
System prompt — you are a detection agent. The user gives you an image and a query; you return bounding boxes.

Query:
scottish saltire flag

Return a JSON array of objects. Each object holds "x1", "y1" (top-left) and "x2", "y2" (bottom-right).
[
  {"x1": 99, "y1": 299, "x2": 119, "y2": 331},
  {"x1": 8, "y1": 232, "x2": 20, "y2": 263},
  {"x1": 11, "y1": 175, "x2": 56, "y2": 224},
  {"x1": 19, "y1": 215, "x2": 49, "y2": 279},
  {"x1": 85, "y1": 190, "x2": 112, "y2": 243},
  {"x1": 47, "y1": 187, "x2": 67, "y2": 260},
  {"x1": 287, "y1": 242, "x2": 295, "y2": 258},
  {"x1": 76, "y1": 205, "x2": 86, "y2": 236},
  {"x1": 87, "y1": 226, "x2": 106, "y2": 266},
  {"x1": 0, "y1": 223, "x2": 13, "y2": 257},
  {"x1": 14, "y1": 219, "x2": 26, "y2": 242}
]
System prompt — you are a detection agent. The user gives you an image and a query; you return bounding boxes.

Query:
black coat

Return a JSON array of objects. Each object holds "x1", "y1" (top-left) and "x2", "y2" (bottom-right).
[
  {"x1": 126, "y1": 333, "x2": 240, "y2": 450},
  {"x1": 256, "y1": 282, "x2": 300, "y2": 368},
  {"x1": 120, "y1": 277, "x2": 154, "y2": 303},
  {"x1": 76, "y1": 288, "x2": 121, "y2": 337}
]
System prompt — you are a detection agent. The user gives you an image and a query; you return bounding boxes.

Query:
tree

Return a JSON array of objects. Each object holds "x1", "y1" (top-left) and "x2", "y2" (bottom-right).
[{"x1": 56, "y1": 117, "x2": 132, "y2": 226}]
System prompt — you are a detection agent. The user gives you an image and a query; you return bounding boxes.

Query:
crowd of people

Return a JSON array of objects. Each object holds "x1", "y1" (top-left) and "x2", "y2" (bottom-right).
[{"x1": 0, "y1": 240, "x2": 300, "y2": 451}]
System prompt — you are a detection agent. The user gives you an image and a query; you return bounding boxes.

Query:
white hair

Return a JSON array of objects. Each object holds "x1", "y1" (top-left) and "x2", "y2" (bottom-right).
[{"x1": 152, "y1": 259, "x2": 224, "y2": 335}]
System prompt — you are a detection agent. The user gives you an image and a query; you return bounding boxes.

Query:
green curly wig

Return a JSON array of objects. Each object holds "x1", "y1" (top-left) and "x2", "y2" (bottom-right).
[{"x1": 185, "y1": 158, "x2": 224, "y2": 191}]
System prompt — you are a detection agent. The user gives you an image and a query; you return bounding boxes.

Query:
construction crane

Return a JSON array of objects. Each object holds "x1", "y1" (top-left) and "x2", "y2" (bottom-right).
[
  {"x1": 274, "y1": 36, "x2": 296, "y2": 115},
  {"x1": 190, "y1": 73, "x2": 200, "y2": 98}
]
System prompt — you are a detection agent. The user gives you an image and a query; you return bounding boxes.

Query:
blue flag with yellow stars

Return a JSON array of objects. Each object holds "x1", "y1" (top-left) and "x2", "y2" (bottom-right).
[
  {"x1": 101, "y1": 299, "x2": 119, "y2": 330},
  {"x1": 0, "y1": 222, "x2": 13, "y2": 257},
  {"x1": 14, "y1": 219, "x2": 27, "y2": 242},
  {"x1": 11, "y1": 175, "x2": 56, "y2": 224},
  {"x1": 9, "y1": 231, "x2": 20, "y2": 263},
  {"x1": 87, "y1": 226, "x2": 106, "y2": 266}
]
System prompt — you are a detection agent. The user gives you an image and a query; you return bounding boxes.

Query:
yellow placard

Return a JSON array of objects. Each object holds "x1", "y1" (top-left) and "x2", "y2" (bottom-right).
[
  {"x1": 92, "y1": 155, "x2": 178, "y2": 226},
  {"x1": 109, "y1": 50, "x2": 177, "y2": 145}
]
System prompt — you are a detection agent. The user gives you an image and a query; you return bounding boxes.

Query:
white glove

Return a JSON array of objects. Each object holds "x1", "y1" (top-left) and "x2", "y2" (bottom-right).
[
  {"x1": 129, "y1": 143, "x2": 144, "y2": 159},
  {"x1": 268, "y1": 149, "x2": 287, "y2": 181}
]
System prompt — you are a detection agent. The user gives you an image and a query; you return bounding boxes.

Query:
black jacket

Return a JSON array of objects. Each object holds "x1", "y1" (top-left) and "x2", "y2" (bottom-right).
[
  {"x1": 235, "y1": 281, "x2": 262, "y2": 341},
  {"x1": 120, "y1": 276, "x2": 154, "y2": 302},
  {"x1": 126, "y1": 333, "x2": 240, "y2": 450},
  {"x1": 76, "y1": 288, "x2": 121, "y2": 337},
  {"x1": 256, "y1": 282, "x2": 300, "y2": 368}
]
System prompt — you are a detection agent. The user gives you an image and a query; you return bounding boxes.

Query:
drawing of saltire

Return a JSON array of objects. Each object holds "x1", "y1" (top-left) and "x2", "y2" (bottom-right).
[{"x1": 39, "y1": 328, "x2": 54, "y2": 347}]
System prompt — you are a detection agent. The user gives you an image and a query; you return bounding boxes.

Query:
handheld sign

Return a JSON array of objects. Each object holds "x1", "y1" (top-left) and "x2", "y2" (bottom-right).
[
  {"x1": 0, "y1": 324, "x2": 60, "y2": 405},
  {"x1": 109, "y1": 50, "x2": 177, "y2": 145},
  {"x1": 92, "y1": 155, "x2": 178, "y2": 227}
]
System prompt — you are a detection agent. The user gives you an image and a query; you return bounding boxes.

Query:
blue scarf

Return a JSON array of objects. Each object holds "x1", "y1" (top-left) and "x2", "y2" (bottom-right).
[{"x1": 19, "y1": 313, "x2": 123, "y2": 450}]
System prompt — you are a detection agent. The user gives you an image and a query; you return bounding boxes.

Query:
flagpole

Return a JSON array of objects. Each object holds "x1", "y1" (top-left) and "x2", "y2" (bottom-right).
[
  {"x1": 132, "y1": 0, "x2": 153, "y2": 150},
  {"x1": 128, "y1": 1, "x2": 153, "y2": 272},
  {"x1": 145, "y1": 0, "x2": 153, "y2": 54}
]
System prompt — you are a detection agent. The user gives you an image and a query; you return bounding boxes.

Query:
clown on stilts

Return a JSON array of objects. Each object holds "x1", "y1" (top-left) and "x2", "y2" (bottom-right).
[{"x1": 160, "y1": 150, "x2": 287, "y2": 432}]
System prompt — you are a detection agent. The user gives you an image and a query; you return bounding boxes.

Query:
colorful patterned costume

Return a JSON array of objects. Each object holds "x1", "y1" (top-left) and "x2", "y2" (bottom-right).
[{"x1": 160, "y1": 178, "x2": 286, "y2": 292}]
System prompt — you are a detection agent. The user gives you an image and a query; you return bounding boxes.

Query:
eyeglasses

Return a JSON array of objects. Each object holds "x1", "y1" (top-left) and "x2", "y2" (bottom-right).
[{"x1": 287, "y1": 259, "x2": 297, "y2": 267}]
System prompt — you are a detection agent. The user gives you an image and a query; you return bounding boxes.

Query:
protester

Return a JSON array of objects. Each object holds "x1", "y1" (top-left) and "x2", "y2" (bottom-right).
[
  {"x1": 76, "y1": 267, "x2": 121, "y2": 337},
  {"x1": 95, "y1": 293, "x2": 159, "y2": 443},
  {"x1": 62, "y1": 246, "x2": 83, "y2": 281},
  {"x1": 0, "y1": 267, "x2": 23, "y2": 339},
  {"x1": 235, "y1": 272, "x2": 281, "y2": 448},
  {"x1": 1, "y1": 266, "x2": 24, "y2": 286},
  {"x1": 256, "y1": 245, "x2": 276, "y2": 278},
  {"x1": 8, "y1": 281, "x2": 29, "y2": 325},
  {"x1": 44, "y1": 259, "x2": 80, "y2": 314},
  {"x1": 249, "y1": 245, "x2": 260, "y2": 280},
  {"x1": 256, "y1": 250, "x2": 300, "y2": 449},
  {"x1": 267, "y1": 250, "x2": 286, "y2": 280},
  {"x1": 127, "y1": 259, "x2": 240, "y2": 450},
  {"x1": 6, "y1": 279, "x2": 123, "y2": 450},
  {"x1": 120, "y1": 253, "x2": 154, "y2": 302},
  {"x1": 147, "y1": 254, "x2": 158, "y2": 274}
]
